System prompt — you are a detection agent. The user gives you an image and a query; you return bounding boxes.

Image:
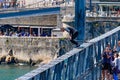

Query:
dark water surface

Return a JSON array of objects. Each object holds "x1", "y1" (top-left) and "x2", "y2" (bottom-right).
[{"x1": 0, "y1": 64, "x2": 37, "y2": 80}]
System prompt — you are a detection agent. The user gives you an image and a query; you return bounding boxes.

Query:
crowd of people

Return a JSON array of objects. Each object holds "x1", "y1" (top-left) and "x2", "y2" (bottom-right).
[
  {"x1": 0, "y1": 29, "x2": 37, "y2": 37},
  {"x1": 101, "y1": 41, "x2": 120, "y2": 80},
  {"x1": 0, "y1": 0, "x2": 17, "y2": 8},
  {"x1": 0, "y1": 0, "x2": 72, "y2": 9}
]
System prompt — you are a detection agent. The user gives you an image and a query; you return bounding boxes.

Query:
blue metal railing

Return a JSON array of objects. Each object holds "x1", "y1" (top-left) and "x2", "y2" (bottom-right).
[{"x1": 16, "y1": 26, "x2": 120, "y2": 80}]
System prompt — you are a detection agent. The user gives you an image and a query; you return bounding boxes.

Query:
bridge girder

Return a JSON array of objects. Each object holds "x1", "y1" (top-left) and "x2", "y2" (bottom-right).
[
  {"x1": 0, "y1": 15, "x2": 57, "y2": 26},
  {"x1": 75, "y1": 0, "x2": 86, "y2": 41}
]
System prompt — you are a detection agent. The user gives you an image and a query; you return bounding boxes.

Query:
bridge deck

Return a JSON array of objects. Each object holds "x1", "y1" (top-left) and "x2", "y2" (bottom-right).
[
  {"x1": 0, "y1": 7, "x2": 61, "y2": 26},
  {"x1": 0, "y1": 7, "x2": 60, "y2": 19}
]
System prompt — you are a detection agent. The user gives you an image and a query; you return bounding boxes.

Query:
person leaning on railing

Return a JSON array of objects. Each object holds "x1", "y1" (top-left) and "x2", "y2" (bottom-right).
[{"x1": 101, "y1": 46, "x2": 113, "y2": 80}]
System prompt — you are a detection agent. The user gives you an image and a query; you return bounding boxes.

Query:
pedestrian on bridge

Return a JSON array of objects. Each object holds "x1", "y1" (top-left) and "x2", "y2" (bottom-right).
[
  {"x1": 113, "y1": 41, "x2": 120, "y2": 53},
  {"x1": 112, "y1": 52, "x2": 120, "y2": 80},
  {"x1": 101, "y1": 46, "x2": 113, "y2": 80},
  {"x1": 112, "y1": 53, "x2": 119, "y2": 80}
]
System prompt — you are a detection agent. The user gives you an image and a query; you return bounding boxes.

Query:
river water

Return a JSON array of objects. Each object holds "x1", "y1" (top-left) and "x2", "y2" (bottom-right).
[{"x1": 0, "y1": 64, "x2": 37, "y2": 80}]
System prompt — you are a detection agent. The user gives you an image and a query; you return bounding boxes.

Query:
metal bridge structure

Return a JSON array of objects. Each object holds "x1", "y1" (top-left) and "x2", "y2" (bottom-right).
[
  {"x1": 0, "y1": 0, "x2": 119, "y2": 80},
  {"x1": 16, "y1": 26, "x2": 120, "y2": 80},
  {"x1": 0, "y1": 7, "x2": 61, "y2": 27},
  {"x1": 15, "y1": 0, "x2": 120, "y2": 80}
]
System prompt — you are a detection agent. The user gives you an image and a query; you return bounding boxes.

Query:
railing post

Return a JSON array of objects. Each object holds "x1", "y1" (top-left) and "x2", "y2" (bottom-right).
[
  {"x1": 75, "y1": 0, "x2": 86, "y2": 42},
  {"x1": 118, "y1": 31, "x2": 120, "y2": 40},
  {"x1": 89, "y1": 0, "x2": 92, "y2": 12}
]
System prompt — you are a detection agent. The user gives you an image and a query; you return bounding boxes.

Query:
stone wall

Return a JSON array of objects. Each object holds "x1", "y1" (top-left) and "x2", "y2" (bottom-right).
[{"x1": 0, "y1": 37, "x2": 73, "y2": 62}]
